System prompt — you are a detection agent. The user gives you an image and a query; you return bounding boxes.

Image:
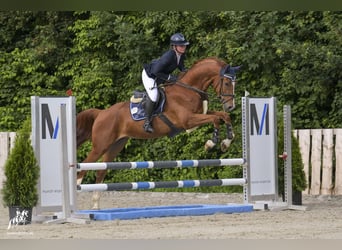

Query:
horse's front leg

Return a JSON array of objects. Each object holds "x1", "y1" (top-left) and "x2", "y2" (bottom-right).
[
  {"x1": 204, "y1": 127, "x2": 220, "y2": 151},
  {"x1": 205, "y1": 111, "x2": 234, "y2": 152},
  {"x1": 204, "y1": 123, "x2": 234, "y2": 151},
  {"x1": 181, "y1": 112, "x2": 232, "y2": 151},
  {"x1": 221, "y1": 123, "x2": 234, "y2": 152}
]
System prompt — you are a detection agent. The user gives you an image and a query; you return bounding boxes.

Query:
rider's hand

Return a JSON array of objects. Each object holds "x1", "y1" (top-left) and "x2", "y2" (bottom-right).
[{"x1": 167, "y1": 75, "x2": 178, "y2": 82}]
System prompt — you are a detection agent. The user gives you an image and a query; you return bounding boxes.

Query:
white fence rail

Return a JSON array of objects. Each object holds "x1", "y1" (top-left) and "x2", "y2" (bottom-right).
[{"x1": 1, "y1": 130, "x2": 342, "y2": 195}]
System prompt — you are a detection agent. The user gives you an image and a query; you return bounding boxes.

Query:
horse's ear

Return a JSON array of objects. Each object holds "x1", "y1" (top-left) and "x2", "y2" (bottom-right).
[
  {"x1": 220, "y1": 66, "x2": 229, "y2": 76},
  {"x1": 227, "y1": 65, "x2": 242, "y2": 75},
  {"x1": 232, "y1": 65, "x2": 242, "y2": 71},
  {"x1": 222, "y1": 65, "x2": 242, "y2": 77}
]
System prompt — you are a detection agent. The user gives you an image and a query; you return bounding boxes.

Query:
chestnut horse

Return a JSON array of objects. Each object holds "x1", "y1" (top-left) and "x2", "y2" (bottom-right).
[{"x1": 76, "y1": 57, "x2": 240, "y2": 209}]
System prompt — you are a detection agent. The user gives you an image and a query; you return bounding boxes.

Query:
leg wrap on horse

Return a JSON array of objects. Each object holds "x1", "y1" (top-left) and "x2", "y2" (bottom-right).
[
  {"x1": 212, "y1": 128, "x2": 220, "y2": 144},
  {"x1": 226, "y1": 124, "x2": 234, "y2": 140}
]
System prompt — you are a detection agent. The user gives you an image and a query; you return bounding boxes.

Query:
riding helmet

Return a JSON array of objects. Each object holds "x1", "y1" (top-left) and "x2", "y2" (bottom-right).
[{"x1": 170, "y1": 33, "x2": 190, "y2": 46}]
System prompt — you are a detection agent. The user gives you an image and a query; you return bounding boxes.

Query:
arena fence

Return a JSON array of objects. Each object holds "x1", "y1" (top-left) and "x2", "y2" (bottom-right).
[{"x1": 293, "y1": 129, "x2": 342, "y2": 195}]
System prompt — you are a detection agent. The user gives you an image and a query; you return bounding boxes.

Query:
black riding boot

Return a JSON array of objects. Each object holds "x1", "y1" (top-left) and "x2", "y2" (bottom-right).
[{"x1": 143, "y1": 98, "x2": 155, "y2": 133}]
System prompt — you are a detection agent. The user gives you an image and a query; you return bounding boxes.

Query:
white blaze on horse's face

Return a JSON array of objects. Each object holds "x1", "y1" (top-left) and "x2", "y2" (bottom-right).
[
  {"x1": 221, "y1": 76, "x2": 236, "y2": 112},
  {"x1": 229, "y1": 80, "x2": 236, "y2": 111}
]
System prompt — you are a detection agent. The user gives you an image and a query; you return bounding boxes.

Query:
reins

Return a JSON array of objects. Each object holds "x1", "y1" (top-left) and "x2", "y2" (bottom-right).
[
  {"x1": 159, "y1": 63, "x2": 237, "y2": 104},
  {"x1": 159, "y1": 81, "x2": 209, "y2": 101},
  {"x1": 160, "y1": 77, "x2": 235, "y2": 104},
  {"x1": 175, "y1": 81, "x2": 209, "y2": 100}
]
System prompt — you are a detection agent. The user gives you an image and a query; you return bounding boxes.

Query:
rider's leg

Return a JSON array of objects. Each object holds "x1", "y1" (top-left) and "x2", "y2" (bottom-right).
[
  {"x1": 142, "y1": 70, "x2": 158, "y2": 133},
  {"x1": 143, "y1": 96, "x2": 155, "y2": 133}
]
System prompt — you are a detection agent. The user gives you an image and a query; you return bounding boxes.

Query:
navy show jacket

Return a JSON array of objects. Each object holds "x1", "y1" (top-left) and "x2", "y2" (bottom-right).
[{"x1": 144, "y1": 49, "x2": 186, "y2": 84}]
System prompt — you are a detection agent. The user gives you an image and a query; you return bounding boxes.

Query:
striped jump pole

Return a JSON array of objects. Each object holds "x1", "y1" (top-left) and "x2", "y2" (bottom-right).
[
  {"x1": 77, "y1": 158, "x2": 245, "y2": 171},
  {"x1": 78, "y1": 178, "x2": 247, "y2": 192}
]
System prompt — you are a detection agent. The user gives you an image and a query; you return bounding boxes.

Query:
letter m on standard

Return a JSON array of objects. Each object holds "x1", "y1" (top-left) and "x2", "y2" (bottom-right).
[
  {"x1": 41, "y1": 104, "x2": 59, "y2": 139},
  {"x1": 250, "y1": 103, "x2": 269, "y2": 135}
]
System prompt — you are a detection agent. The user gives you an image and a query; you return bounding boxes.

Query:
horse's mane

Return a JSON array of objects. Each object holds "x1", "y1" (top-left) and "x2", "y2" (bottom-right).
[
  {"x1": 178, "y1": 57, "x2": 226, "y2": 79},
  {"x1": 190, "y1": 57, "x2": 226, "y2": 68}
]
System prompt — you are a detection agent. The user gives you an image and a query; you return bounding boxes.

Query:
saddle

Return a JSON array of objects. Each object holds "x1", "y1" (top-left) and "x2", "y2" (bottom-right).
[{"x1": 129, "y1": 88, "x2": 166, "y2": 121}]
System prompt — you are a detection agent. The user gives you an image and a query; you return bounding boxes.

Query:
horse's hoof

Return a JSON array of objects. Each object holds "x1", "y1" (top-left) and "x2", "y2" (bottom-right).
[
  {"x1": 91, "y1": 201, "x2": 100, "y2": 210},
  {"x1": 205, "y1": 140, "x2": 216, "y2": 151},
  {"x1": 221, "y1": 139, "x2": 232, "y2": 152},
  {"x1": 91, "y1": 191, "x2": 100, "y2": 210},
  {"x1": 92, "y1": 205, "x2": 100, "y2": 210}
]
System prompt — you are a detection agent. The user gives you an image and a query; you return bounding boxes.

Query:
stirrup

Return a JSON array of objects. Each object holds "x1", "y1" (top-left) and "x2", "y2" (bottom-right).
[{"x1": 143, "y1": 121, "x2": 154, "y2": 133}]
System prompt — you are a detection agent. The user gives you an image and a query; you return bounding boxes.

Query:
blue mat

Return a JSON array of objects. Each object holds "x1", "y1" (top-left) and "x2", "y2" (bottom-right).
[{"x1": 77, "y1": 204, "x2": 253, "y2": 221}]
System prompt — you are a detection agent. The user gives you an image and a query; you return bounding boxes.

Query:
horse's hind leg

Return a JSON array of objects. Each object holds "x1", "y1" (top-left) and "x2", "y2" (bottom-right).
[
  {"x1": 77, "y1": 146, "x2": 104, "y2": 185},
  {"x1": 77, "y1": 136, "x2": 114, "y2": 185},
  {"x1": 77, "y1": 170, "x2": 87, "y2": 185},
  {"x1": 91, "y1": 137, "x2": 129, "y2": 210}
]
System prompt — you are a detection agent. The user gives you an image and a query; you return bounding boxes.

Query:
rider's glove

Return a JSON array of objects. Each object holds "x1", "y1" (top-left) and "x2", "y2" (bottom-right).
[{"x1": 167, "y1": 74, "x2": 178, "y2": 82}]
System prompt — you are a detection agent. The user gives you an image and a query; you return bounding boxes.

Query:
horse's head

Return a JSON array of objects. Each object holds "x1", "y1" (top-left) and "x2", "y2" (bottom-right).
[
  {"x1": 180, "y1": 57, "x2": 241, "y2": 112},
  {"x1": 215, "y1": 64, "x2": 241, "y2": 112}
]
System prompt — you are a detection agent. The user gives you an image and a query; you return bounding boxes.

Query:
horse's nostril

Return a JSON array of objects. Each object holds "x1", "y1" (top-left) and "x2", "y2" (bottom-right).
[{"x1": 227, "y1": 105, "x2": 235, "y2": 112}]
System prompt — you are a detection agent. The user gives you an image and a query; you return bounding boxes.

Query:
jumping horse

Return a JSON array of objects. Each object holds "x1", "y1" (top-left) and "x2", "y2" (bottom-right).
[{"x1": 76, "y1": 57, "x2": 241, "y2": 209}]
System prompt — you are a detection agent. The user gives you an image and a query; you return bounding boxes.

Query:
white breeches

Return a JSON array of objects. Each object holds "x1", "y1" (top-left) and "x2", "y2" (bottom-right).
[{"x1": 142, "y1": 69, "x2": 158, "y2": 102}]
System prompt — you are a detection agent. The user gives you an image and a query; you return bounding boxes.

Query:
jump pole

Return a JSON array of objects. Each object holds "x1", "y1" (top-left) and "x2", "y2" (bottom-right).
[
  {"x1": 77, "y1": 158, "x2": 245, "y2": 171},
  {"x1": 78, "y1": 178, "x2": 247, "y2": 192}
]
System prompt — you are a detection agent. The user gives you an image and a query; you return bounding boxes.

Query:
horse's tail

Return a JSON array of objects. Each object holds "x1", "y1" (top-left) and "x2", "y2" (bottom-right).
[{"x1": 76, "y1": 108, "x2": 101, "y2": 148}]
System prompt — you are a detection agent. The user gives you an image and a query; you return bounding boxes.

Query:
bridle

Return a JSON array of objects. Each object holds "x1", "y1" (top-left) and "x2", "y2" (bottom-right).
[
  {"x1": 161, "y1": 65, "x2": 237, "y2": 103},
  {"x1": 218, "y1": 73, "x2": 236, "y2": 105}
]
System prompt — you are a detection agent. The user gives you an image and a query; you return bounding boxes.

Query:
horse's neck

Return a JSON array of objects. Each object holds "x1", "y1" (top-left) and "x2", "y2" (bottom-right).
[{"x1": 181, "y1": 66, "x2": 217, "y2": 91}]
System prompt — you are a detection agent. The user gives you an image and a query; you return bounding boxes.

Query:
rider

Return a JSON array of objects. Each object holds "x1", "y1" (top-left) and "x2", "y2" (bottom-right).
[{"x1": 141, "y1": 32, "x2": 189, "y2": 133}]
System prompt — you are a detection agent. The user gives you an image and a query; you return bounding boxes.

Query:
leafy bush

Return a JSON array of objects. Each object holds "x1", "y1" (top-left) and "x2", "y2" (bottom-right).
[{"x1": 2, "y1": 118, "x2": 40, "y2": 208}]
